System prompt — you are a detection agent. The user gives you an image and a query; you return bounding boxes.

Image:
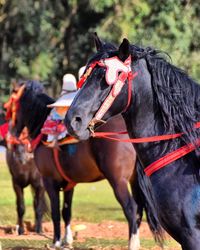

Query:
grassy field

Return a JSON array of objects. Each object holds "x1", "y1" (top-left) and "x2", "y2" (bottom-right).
[
  {"x1": 0, "y1": 152, "x2": 125, "y2": 225},
  {"x1": 0, "y1": 151, "x2": 181, "y2": 249}
]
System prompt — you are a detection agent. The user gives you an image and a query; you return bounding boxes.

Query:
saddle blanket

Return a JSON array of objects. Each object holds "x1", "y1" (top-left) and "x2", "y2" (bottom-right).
[{"x1": 41, "y1": 108, "x2": 78, "y2": 146}]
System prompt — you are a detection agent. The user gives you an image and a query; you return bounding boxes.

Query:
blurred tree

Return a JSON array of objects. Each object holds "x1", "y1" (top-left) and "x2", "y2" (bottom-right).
[
  {"x1": 95, "y1": 0, "x2": 200, "y2": 80},
  {"x1": 0, "y1": 0, "x2": 199, "y2": 101}
]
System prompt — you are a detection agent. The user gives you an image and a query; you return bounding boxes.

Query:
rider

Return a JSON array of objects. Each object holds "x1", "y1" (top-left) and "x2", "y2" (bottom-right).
[
  {"x1": 48, "y1": 73, "x2": 78, "y2": 119},
  {"x1": 42, "y1": 73, "x2": 78, "y2": 143}
]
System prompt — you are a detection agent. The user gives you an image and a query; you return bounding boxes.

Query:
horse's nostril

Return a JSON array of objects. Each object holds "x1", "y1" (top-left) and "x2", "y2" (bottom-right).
[
  {"x1": 71, "y1": 116, "x2": 82, "y2": 131},
  {"x1": 75, "y1": 117, "x2": 82, "y2": 123}
]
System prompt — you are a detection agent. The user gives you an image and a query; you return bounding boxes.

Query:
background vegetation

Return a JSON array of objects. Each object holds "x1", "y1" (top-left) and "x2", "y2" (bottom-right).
[{"x1": 0, "y1": 0, "x2": 200, "y2": 104}]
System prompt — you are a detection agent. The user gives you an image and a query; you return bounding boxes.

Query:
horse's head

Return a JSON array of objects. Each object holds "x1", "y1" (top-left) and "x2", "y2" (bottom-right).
[
  {"x1": 65, "y1": 35, "x2": 146, "y2": 140},
  {"x1": 5, "y1": 80, "x2": 53, "y2": 139}
]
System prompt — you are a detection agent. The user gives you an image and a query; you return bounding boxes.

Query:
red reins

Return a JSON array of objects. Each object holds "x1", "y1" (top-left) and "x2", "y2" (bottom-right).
[
  {"x1": 77, "y1": 56, "x2": 200, "y2": 177},
  {"x1": 92, "y1": 122, "x2": 200, "y2": 142},
  {"x1": 92, "y1": 130, "x2": 184, "y2": 143},
  {"x1": 53, "y1": 148, "x2": 77, "y2": 191},
  {"x1": 92, "y1": 123, "x2": 200, "y2": 176},
  {"x1": 144, "y1": 139, "x2": 200, "y2": 176}
]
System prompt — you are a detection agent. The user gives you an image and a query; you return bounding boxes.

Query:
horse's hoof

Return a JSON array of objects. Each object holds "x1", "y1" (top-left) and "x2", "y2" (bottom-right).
[
  {"x1": 62, "y1": 247, "x2": 73, "y2": 250},
  {"x1": 128, "y1": 231, "x2": 140, "y2": 250},
  {"x1": 44, "y1": 243, "x2": 62, "y2": 250},
  {"x1": 54, "y1": 240, "x2": 62, "y2": 250},
  {"x1": 16, "y1": 225, "x2": 24, "y2": 235},
  {"x1": 62, "y1": 243, "x2": 73, "y2": 250}
]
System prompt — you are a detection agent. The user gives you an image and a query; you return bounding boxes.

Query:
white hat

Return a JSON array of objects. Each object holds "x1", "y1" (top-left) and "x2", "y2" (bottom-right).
[
  {"x1": 78, "y1": 66, "x2": 86, "y2": 80},
  {"x1": 47, "y1": 91, "x2": 78, "y2": 108},
  {"x1": 47, "y1": 73, "x2": 78, "y2": 108},
  {"x1": 62, "y1": 73, "x2": 77, "y2": 94}
]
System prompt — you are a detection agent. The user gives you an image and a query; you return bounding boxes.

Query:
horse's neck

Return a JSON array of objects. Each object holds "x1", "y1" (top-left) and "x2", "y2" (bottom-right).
[
  {"x1": 129, "y1": 59, "x2": 161, "y2": 135},
  {"x1": 123, "y1": 59, "x2": 169, "y2": 166},
  {"x1": 25, "y1": 96, "x2": 49, "y2": 138}
]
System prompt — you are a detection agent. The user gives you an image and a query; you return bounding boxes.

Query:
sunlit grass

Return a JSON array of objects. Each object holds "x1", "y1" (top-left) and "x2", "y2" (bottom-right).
[
  {"x1": 0, "y1": 151, "x2": 181, "y2": 249},
  {"x1": 0, "y1": 152, "x2": 126, "y2": 224},
  {"x1": 0, "y1": 238, "x2": 181, "y2": 249}
]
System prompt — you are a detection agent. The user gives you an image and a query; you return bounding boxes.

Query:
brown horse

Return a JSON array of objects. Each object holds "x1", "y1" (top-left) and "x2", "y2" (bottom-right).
[
  {"x1": 0, "y1": 113, "x2": 47, "y2": 235},
  {"x1": 10, "y1": 80, "x2": 160, "y2": 250}
]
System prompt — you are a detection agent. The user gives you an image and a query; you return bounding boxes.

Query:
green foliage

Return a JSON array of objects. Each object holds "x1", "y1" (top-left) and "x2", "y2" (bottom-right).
[{"x1": 0, "y1": 0, "x2": 200, "y2": 100}]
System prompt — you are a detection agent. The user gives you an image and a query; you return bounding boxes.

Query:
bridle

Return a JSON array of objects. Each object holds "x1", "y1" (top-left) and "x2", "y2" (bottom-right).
[
  {"x1": 4, "y1": 84, "x2": 26, "y2": 128},
  {"x1": 3, "y1": 84, "x2": 34, "y2": 150},
  {"x1": 76, "y1": 54, "x2": 200, "y2": 177},
  {"x1": 77, "y1": 55, "x2": 138, "y2": 133}
]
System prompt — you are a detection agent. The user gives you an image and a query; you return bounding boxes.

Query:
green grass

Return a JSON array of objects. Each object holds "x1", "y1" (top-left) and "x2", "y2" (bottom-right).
[
  {"x1": 0, "y1": 152, "x2": 181, "y2": 249},
  {"x1": 0, "y1": 238, "x2": 181, "y2": 249},
  {"x1": 0, "y1": 156, "x2": 35, "y2": 225},
  {"x1": 0, "y1": 153, "x2": 126, "y2": 224},
  {"x1": 73, "y1": 182, "x2": 126, "y2": 223}
]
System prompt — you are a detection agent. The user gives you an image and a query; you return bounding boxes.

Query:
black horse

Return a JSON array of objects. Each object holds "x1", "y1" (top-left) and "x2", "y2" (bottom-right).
[
  {"x1": 65, "y1": 35, "x2": 200, "y2": 250},
  {"x1": 0, "y1": 113, "x2": 47, "y2": 235},
  {"x1": 9, "y1": 80, "x2": 162, "y2": 249}
]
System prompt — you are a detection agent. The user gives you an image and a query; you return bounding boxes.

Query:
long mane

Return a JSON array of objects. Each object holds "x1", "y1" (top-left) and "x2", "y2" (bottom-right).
[
  {"x1": 20, "y1": 80, "x2": 54, "y2": 138},
  {"x1": 131, "y1": 45, "x2": 200, "y2": 145},
  {"x1": 85, "y1": 41, "x2": 200, "y2": 146}
]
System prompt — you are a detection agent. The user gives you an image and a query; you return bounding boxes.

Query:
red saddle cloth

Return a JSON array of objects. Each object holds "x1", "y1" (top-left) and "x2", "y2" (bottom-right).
[
  {"x1": 0, "y1": 123, "x2": 9, "y2": 139},
  {"x1": 41, "y1": 118, "x2": 67, "y2": 136}
]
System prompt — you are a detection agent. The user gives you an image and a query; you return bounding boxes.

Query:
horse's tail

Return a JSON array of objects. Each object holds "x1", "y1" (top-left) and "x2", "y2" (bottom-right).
[{"x1": 135, "y1": 160, "x2": 164, "y2": 245}]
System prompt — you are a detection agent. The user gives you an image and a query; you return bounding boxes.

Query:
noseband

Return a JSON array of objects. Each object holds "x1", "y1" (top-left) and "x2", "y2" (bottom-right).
[{"x1": 77, "y1": 55, "x2": 137, "y2": 133}]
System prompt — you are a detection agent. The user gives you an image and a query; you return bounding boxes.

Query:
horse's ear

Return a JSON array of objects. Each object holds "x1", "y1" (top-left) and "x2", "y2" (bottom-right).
[
  {"x1": 118, "y1": 38, "x2": 130, "y2": 61},
  {"x1": 93, "y1": 32, "x2": 103, "y2": 51}
]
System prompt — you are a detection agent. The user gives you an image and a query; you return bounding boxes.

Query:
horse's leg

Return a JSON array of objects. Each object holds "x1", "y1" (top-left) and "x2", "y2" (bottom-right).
[
  {"x1": 180, "y1": 203, "x2": 200, "y2": 250},
  {"x1": 13, "y1": 182, "x2": 25, "y2": 235},
  {"x1": 32, "y1": 183, "x2": 46, "y2": 234},
  {"x1": 109, "y1": 178, "x2": 140, "y2": 250},
  {"x1": 43, "y1": 177, "x2": 61, "y2": 248},
  {"x1": 130, "y1": 175, "x2": 143, "y2": 228},
  {"x1": 181, "y1": 232, "x2": 200, "y2": 250},
  {"x1": 62, "y1": 189, "x2": 74, "y2": 248}
]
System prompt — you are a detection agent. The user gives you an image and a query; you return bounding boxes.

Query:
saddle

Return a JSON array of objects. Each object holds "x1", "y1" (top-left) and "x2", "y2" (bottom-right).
[{"x1": 41, "y1": 107, "x2": 78, "y2": 147}]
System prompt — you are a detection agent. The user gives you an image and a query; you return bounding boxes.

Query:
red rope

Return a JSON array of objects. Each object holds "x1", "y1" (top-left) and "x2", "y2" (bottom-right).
[
  {"x1": 93, "y1": 123, "x2": 200, "y2": 176},
  {"x1": 92, "y1": 122, "x2": 200, "y2": 143},
  {"x1": 53, "y1": 148, "x2": 76, "y2": 191},
  {"x1": 92, "y1": 131, "x2": 183, "y2": 143},
  {"x1": 145, "y1": 139, "x2": 200, "y2": 176},
  {"x1": 0, "y1": 123, "x2": 9, "y2": 139}
]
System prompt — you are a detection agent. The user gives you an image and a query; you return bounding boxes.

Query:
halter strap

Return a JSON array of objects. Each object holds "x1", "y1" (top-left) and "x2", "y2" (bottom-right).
[
  {"x1": 53, "y1": 148, "x2": 76, "y2": 191},
  {"x1": 77, "y1": 56, "x2": 137, "y2": 131},
  {"x1": 144, "y1": 139, "x2": 200, "y2": 176},
  {"x1": 93, "y1": 123, "x2": 200, "y2": 176},
  {"x1": 77, "y1": 56, "x2": 200, "y2": 177}
]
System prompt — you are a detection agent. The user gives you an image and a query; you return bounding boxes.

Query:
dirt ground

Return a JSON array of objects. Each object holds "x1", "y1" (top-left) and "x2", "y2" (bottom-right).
[
  {"x1": 0, "y1": 220, "x2": 159, "y2": 240},
  {"x1": 0, "y1": 220, "x2": 179, "y2": 250}
]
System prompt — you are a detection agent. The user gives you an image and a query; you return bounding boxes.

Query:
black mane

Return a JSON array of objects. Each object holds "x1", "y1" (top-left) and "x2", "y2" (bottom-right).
[
  {"x1": 131, "y1": 45, "x2": 200, "y2": 146},
  {"x1": 89, "y1": 42, "x2": 200, "y2": 146},
  {"x1": 20, "y1": 80, "x2": 54, "y2": 138}
]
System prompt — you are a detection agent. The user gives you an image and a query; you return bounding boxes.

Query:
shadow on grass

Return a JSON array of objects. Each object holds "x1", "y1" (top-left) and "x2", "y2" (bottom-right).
[
  {"x1": 98, "y1": 207, "x2": 121, "y2": 212},
  {"x1": 8, "y1": 248, "x2": 89, "y2": 250},
  {"x1": 4, "y1": 246, "x2": 90, "y2": 250}
]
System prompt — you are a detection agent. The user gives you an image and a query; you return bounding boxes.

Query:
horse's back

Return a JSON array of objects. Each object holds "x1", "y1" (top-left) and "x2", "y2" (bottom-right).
[
  {"x1": 34, "y1": 115, "x2": 136, "y2": 185},
  {"x1": 91, "y1": 115, "x2": 136, "y2": 182}
]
